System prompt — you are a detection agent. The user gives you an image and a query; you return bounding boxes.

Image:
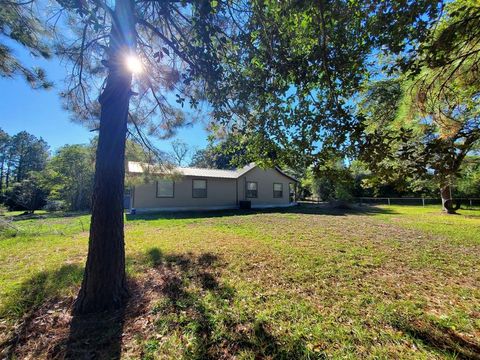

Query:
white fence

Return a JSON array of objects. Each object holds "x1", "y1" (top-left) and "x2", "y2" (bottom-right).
[
  {"x1": 301, "y1": 197, "x2": 480, "y2": 207},
  {"x1": 356, "y1": 197, "x2": 480, "y2": 207}
]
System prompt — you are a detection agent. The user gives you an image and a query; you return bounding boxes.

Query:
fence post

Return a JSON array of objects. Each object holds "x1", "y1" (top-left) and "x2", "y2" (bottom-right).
[
  {"x1": 470, "y1": 199, "x2": 473, "y2": 207},
  {"x1": 422, "y1": 198, "x2": 425, "y2": 207},
  {"x1": 387, "y1": 198, "x2": 391, "y2": 206}
]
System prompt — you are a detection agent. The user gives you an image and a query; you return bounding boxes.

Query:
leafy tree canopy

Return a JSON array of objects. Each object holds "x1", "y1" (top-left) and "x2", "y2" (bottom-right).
[
  {"x1": 190, "y1": 131, "x2": 256, "y2": 169},
  {"x1": 4, "y1": 172, "x2": 48, "y2": 212},
  {"x1": 0, "y1": 129, "x2": 49, "y2": 192},
  {"x1": 211, "y1": 0, "x2": 443, "y2": 173},
  {"x1": 43, "y1": 144, "x2": 94, "y2": 211},
  {"x1": 356, "y1": 1, "x2": 480, "y2": 212}
]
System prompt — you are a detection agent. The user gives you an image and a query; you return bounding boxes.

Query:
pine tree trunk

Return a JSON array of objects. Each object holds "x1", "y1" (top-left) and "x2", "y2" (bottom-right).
[
  {"x1": 5, "y1": 164, "x2": 10, "y2": 189},
  {"x1": 16, "y1": 158, "x2": 22, "y2": 182},
  {"x1": 0, "y1": 161, "x2": 4, "y2": 192},
  {"x1": 73, "y1": 0, "x2": 136, "y2": 315},
  {"x1": 440, "y1": 184, "x2": 455, "y2": 214}
]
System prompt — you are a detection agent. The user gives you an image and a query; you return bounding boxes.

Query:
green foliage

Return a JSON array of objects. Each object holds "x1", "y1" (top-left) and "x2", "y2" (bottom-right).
[
  {"x1": 4, "y1": 172, "x2": 48, "y2": 212},
  {"x1": 357, "y1": 79, "x2": 422, "y2": 192},
  {"x1": 190, "y1": 132, "x2": 256, "y2": 169},
  {"x1": 43, "y1": 144, "x2": 94, "y2": 211},
  {"x1": 212, "y1": 0, "x2": 442, "y2": 171},
  {"x1": 0, "y1": 130, "x2": 95, "y2": 212},
  {"x1": 358, "y1": 52, "x2": 479, "y2": 197},
  {"x1": 0, "y1": 129, "x2": 49, "y2": 195},
  {"x1": 303, "y1": 160, "x2": 372, "y2": 201},
  {"x1": 0, "y1": 128, "x2": 10, "y2": 192},
  {"x1": 8, "y1": 131, "x2": 49, "y2": 182},
  {"x1": 357, "y1": 0, "x2": 480, "y2": 199},
  {"x1": 456, "y1": 156, "x2": 480, "y2": 197},
  {"x1": 0, "y1": 0, "x2": 52, "y2": 88}
]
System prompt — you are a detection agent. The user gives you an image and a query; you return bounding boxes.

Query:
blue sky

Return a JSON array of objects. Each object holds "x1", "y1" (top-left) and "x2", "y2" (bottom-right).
[{"x1": 0, "y1": 42, "x2": 209, "y2": 160}]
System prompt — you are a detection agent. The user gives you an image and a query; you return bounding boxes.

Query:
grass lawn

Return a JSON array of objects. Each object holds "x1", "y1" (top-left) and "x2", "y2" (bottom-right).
[{"x1": 0, "y1": 205, "x2": 479, "y2": 359}]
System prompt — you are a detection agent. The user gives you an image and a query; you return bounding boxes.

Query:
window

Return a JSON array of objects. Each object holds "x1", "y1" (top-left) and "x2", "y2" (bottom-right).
[
  {"x1": 246, "y1": 181, "x2": 258, "y2": 198},
  {"x1": 273, "y1": 183, "x2": 283, "y2": 198},
  {"x1": 192, "y1": 179, "x2": 207, "y2": 198},
  {"x1": 156, "y1": 179, "x2": 174, "y2": 198}
]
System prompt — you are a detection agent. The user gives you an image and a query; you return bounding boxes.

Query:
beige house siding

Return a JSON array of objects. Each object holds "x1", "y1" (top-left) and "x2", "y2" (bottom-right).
[
  {"x1": 238, "y1": 167, "x2": 293, "y2": 206},
  {"x1": 132, "y1": 176, "x2": 238, "y2": 210},
  {"x1": 130, "y1": 165, "x2": 296, "y2": 212}
]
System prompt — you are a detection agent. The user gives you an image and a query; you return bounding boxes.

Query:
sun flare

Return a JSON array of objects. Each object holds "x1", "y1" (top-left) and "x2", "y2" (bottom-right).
[{"x1": 125, "y1": 55, "x2": 143, "y2": 74}]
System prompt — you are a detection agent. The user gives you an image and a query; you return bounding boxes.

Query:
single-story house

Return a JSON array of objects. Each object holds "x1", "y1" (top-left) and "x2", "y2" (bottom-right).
[{"x1": 126, "y1": 161, "x2": 299, "y2": 212}]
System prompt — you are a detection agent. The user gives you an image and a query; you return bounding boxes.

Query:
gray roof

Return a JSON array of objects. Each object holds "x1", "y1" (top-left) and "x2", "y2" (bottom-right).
[{"x1": 127, "y1": 161, "x2": 298, "y2": 182}]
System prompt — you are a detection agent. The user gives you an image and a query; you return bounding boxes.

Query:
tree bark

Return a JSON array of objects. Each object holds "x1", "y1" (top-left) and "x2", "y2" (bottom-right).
[
  {"x1": 16, "y1": 157, "x2": 23, "y2": 182},
  {"x1": 440, "y1": 184, "x2": 456, "y2": 214},
  {"x1": 5, "y1": 159, "x2": 11, "y2": 189},
  {"x1": 0, "y1": 160, "x2": 4, "y2": 192},
  {"x1": 74, "y1": 0, "x2": 136, "y2": 315}
]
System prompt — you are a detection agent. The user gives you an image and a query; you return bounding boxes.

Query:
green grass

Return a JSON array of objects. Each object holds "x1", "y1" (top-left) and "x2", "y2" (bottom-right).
[{"x1": 1, "y1": 205, "x2": 479, "y2": 359}]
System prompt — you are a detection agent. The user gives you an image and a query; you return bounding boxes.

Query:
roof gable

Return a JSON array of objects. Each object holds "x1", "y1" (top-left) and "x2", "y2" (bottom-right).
[{"x1": 274, "y1": 166, "x2": 299, "y2": 182}]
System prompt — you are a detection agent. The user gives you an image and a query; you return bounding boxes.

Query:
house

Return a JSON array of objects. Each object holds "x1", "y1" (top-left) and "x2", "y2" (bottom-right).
[{"x1": 126, "y1": 161, "x2": 298, "y2": 212}]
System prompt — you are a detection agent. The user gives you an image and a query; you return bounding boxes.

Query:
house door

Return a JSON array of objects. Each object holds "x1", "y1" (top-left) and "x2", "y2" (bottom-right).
[
  {"x1": 124, "y1": 188, "x2": 132, "y2": 209},
  {"x1": 289, "y1": 183, "x2": 295, "y2": 203}
]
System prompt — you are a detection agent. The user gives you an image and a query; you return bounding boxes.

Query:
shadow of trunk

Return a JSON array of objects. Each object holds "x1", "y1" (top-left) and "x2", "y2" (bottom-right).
[
  {"x1": 395, "y1": 318, "x2": 480, "y2": 360},
  {"x1": 59, "y1": 306, "x2": 126, "y2": 359}
]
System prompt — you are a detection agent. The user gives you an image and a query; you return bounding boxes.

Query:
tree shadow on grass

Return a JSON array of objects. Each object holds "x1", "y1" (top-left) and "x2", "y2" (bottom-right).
[
  {"x1": 392, "y1": 317, "x2": 480, "y2": 360},
  {"x1": 0, "y1": 264, "x2": 83, "y2": 320},
  {"x1": 144, "y1": 247, "x2": 315, "y2": 359},
  {"x1": 2, "y1": 249, "x2": 315, "y2": 359},
  {"x1": 0, "y1": 264, "x2": 84, "y2": 359},
  {"x1": 61, "y1": 298, "x2": 126, "y2": 360},
  {"x1": 126, "y1": 203, "x2": 397, "y2": 222},
  {"x1": 9, "y1": 211, "x2": 89, "y2": 222},
  {"x1": 1, "y1": 263, "x2": 128, "y2": 360}
]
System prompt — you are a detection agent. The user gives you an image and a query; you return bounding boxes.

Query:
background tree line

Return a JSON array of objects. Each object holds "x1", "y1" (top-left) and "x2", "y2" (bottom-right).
[
  {"x1": 1, "y1": 122, "x2": 478, "y2": 214},
  {"x1": 0, "y1": 128, "x2": 178, "y2": 213},
  {"x1": 0, "y1": 128, "x2": 94, "y2": 213}
]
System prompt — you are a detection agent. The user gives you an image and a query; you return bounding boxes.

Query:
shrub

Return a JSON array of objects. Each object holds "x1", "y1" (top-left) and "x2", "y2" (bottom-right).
[{"x1": 43, "y1": 200, "x2": 66, "y2": 212}]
